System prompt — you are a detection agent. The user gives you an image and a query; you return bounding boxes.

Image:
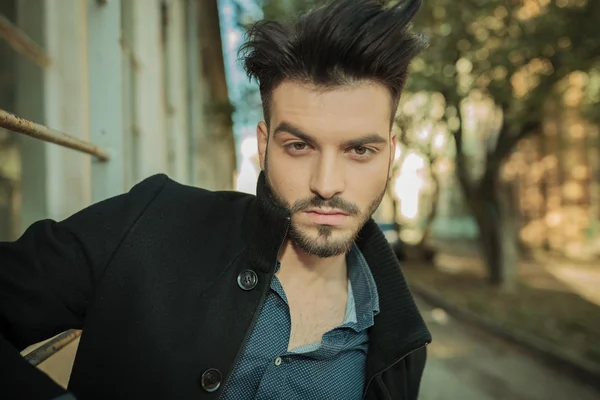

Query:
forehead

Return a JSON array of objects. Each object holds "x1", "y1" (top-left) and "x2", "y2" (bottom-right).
[{"x1": 270, "y1": 81, "x2": 392, "y2": 139}]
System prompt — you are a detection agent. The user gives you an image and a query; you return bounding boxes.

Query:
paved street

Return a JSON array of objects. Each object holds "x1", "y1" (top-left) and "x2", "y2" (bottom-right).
[{"x1": 417, "y1": 298, "x2": 600, "y2": 400}]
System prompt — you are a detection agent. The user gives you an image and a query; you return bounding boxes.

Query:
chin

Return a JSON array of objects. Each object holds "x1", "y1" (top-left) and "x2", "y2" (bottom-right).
[
  {"x1": 295, "y1": 238, "x2": 353, "y2": 258},
  {"x1": 289, "y1": 223, "x2": 358, "y2": 257}
]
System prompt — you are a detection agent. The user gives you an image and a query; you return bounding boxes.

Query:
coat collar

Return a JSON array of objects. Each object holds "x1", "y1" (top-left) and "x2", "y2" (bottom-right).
[{"x1": 242, "y1": 171, "x2": 431, "y2": 375}]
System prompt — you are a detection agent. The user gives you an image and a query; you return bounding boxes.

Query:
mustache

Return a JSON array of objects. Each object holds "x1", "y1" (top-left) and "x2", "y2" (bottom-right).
[{"x1": 290, "y1": 196, "x2": 360, "y2": 216}]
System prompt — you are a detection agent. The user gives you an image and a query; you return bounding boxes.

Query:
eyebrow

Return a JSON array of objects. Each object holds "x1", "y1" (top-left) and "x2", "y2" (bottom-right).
[{"x1": 273, "y1": 121, "x2": 388, "y2": 148}]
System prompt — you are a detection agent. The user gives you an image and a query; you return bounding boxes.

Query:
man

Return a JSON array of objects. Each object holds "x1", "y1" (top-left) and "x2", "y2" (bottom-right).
[{"x1": 0, "y1": 0, "x2": 431, "y2": 398}]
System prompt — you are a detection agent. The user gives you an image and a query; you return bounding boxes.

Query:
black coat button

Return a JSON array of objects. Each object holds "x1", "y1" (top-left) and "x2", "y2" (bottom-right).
[
  {"x1": 237, "y1": 270, "x2": 258, "y2": 290},
  {"x1": 200, "y1": 368, "x2": 222, "y2": 392}
]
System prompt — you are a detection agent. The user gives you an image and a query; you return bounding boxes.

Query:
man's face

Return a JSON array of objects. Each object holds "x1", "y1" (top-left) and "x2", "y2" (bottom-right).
[{"x1": 257, "y1": 81, "x2": 396, "y2": 258}]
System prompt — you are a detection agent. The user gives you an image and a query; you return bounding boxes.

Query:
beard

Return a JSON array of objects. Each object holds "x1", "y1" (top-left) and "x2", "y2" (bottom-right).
[{"x1": 264, "y1": 159, "x2": 387, "y2": 258}]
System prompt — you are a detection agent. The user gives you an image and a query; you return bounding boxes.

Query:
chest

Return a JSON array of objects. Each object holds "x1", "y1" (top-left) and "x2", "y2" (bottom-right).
[
  {"x1": 283, "y1": 284, "x2": 348, "y2": 351},
  {"x1": 222, "y1": 284, "x2": 372, "y2": 400}
]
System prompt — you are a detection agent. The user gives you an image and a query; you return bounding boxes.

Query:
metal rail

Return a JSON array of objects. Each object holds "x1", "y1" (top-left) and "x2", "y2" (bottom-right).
[
  {"x1": 0, "y1": 109, "x2": 110, "y2": 161},
  {"x1": 23, "y1": 330, "x2": 82, "y2": 366},
  {"x1": 0, "y1": 14, "x2": 51, "y2": 69}
]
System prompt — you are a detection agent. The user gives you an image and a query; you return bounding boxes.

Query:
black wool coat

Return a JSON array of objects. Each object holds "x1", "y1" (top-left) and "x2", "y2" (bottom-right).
[{"x1": 0, "y1": 172, "x2": 432, "y2": 400}]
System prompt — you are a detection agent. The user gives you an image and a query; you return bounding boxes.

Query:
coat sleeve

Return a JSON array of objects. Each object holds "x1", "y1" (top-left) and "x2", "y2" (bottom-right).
[
  {"x1": 0, "y1": 173, "x2": 168, "y2": 399},
  {"x1": 407, "y1": 346, "x2": 427, "y2": 399},
  {"x1": 376, "y1": 345, "x2": 428, "y2": 400}
]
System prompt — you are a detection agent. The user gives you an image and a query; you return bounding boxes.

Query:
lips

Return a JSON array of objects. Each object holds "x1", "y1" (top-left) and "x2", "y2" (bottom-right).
[
  {"x1": 304, "y1": 209, "x2": 349, "y2": 225},
  {"x1": 306, "y1": 208, "x2": 348, "y2": 216}
]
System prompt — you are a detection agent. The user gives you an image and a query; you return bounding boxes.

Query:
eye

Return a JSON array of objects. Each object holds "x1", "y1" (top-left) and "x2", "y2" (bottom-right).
[
  {"x1": 349, "y1": 146, "x2": 374, "y2": 159},
  {"x1": 284, "y1": 142, "x2": 312, "y2": 155},
  {"x1": 292, "y1": 142, "x2": 307, "y2": 151},
  {"x1": 353, "y1": 146, "x2": 369, "y2": 156}
]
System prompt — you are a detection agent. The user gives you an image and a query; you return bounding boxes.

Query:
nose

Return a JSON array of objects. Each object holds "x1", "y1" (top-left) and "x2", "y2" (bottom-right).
[{"x1": 309, "y1": 151, "x2": 345, "y2": 200}]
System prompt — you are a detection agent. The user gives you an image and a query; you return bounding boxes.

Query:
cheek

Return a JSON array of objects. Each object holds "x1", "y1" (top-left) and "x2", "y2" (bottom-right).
[
  {"x1": 267, "y1": 152, "x2": 310, "y2": 203},
  {"x1": 346, "y1": 156, "x2": 389, "y2": 183},
  {"x1": 345, "y1": 159, "x2": 389, "y2": 207}
]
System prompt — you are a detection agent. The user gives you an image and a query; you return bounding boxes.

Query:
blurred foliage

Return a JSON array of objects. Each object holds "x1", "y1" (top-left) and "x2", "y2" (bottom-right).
[
  {"x1": 409, "y1": 0, "x2": 600, "y2": 130},
  {"x1": 259, "y1": 0, "x2": 600, "y2": 130},
  {"x1": 405, "y1": 0, "x2": 600, "y2": 285}
]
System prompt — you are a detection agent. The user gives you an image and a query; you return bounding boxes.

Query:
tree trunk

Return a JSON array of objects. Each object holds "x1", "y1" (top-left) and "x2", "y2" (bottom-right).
[
  {"x1": 497, "y1": 180, "x2": 519, "y2": 292},
  {"x1": 454, "y1": 109, "x2": 529, "y2": 288},
  {"x1": 463, "y1": 169, "x2": 521, "y2": 290},
  {"x1": 469, "y1": 186, "x2": 503, "y2": 285},
  {"x1": 455, "y1": 139, "x2": 503, "y2": 286},
  {"x1": 415, "y1": 168, "x2": 439, "y2": 262},
  {"x1": 454, "y1": 126, "x2": 503, "y2": 285},
  {"x1": 196, "y1": 0, "x2": 237, "y2": 191}
]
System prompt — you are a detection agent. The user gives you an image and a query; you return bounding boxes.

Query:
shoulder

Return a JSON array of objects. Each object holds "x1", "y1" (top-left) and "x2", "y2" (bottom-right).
[
  {"x1": 156, "y1": 174, "x2": 252, "y2": 204},
  {"x1": 125, "y1": 173, "x2": 254, "y2": 207},
  {"x1": 137, "y1": 174, "x2": 255, "y2": 231},
  {"x1": 61, "y1": 174, "x2": 254, "y2": 235},
  {"x1": 155, "y1": 174, "x2": 254, "y2": 213},
  {"x1": 58, "y1": 173, "x2": 170, "y2": 232}
]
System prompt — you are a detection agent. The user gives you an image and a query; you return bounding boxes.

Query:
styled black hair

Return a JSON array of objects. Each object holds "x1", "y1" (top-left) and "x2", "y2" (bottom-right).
[{"x1": 239, "y1": 0, "x2": 428, "y2": 126}]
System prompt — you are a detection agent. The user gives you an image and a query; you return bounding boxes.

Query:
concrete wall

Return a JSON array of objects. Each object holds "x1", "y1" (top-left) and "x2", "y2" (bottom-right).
[{"x1": 1, "y1": 0, "x2": 199, "y2": 240}]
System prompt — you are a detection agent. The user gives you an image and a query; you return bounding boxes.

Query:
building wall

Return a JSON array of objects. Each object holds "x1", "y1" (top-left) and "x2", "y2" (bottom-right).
[
  {"x1": 0, "y1": 0, "x2": 204, "y2": 241},
  {"x1": 0, "y1": 0, "x2": 20, "y2": 241}
]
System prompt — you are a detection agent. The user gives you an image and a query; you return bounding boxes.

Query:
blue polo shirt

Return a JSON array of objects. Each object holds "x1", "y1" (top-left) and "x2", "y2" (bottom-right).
[{"x1": 220, "y1": 243, "x2": 380, "y2": 399}]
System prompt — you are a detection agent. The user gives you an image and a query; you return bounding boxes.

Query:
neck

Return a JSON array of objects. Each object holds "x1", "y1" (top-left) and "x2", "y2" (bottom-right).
[{"x1": 277, "y1": 239, "x2": 348, "y2": 285}]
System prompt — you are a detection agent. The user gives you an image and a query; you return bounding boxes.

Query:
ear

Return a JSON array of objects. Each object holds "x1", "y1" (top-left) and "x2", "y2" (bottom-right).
[
  {"x1": 388, "y1": 130, "x2": 397, "y2": 179},
  {"x1": 257, "y1": 121, "x2": 269, "y2": 171}
]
